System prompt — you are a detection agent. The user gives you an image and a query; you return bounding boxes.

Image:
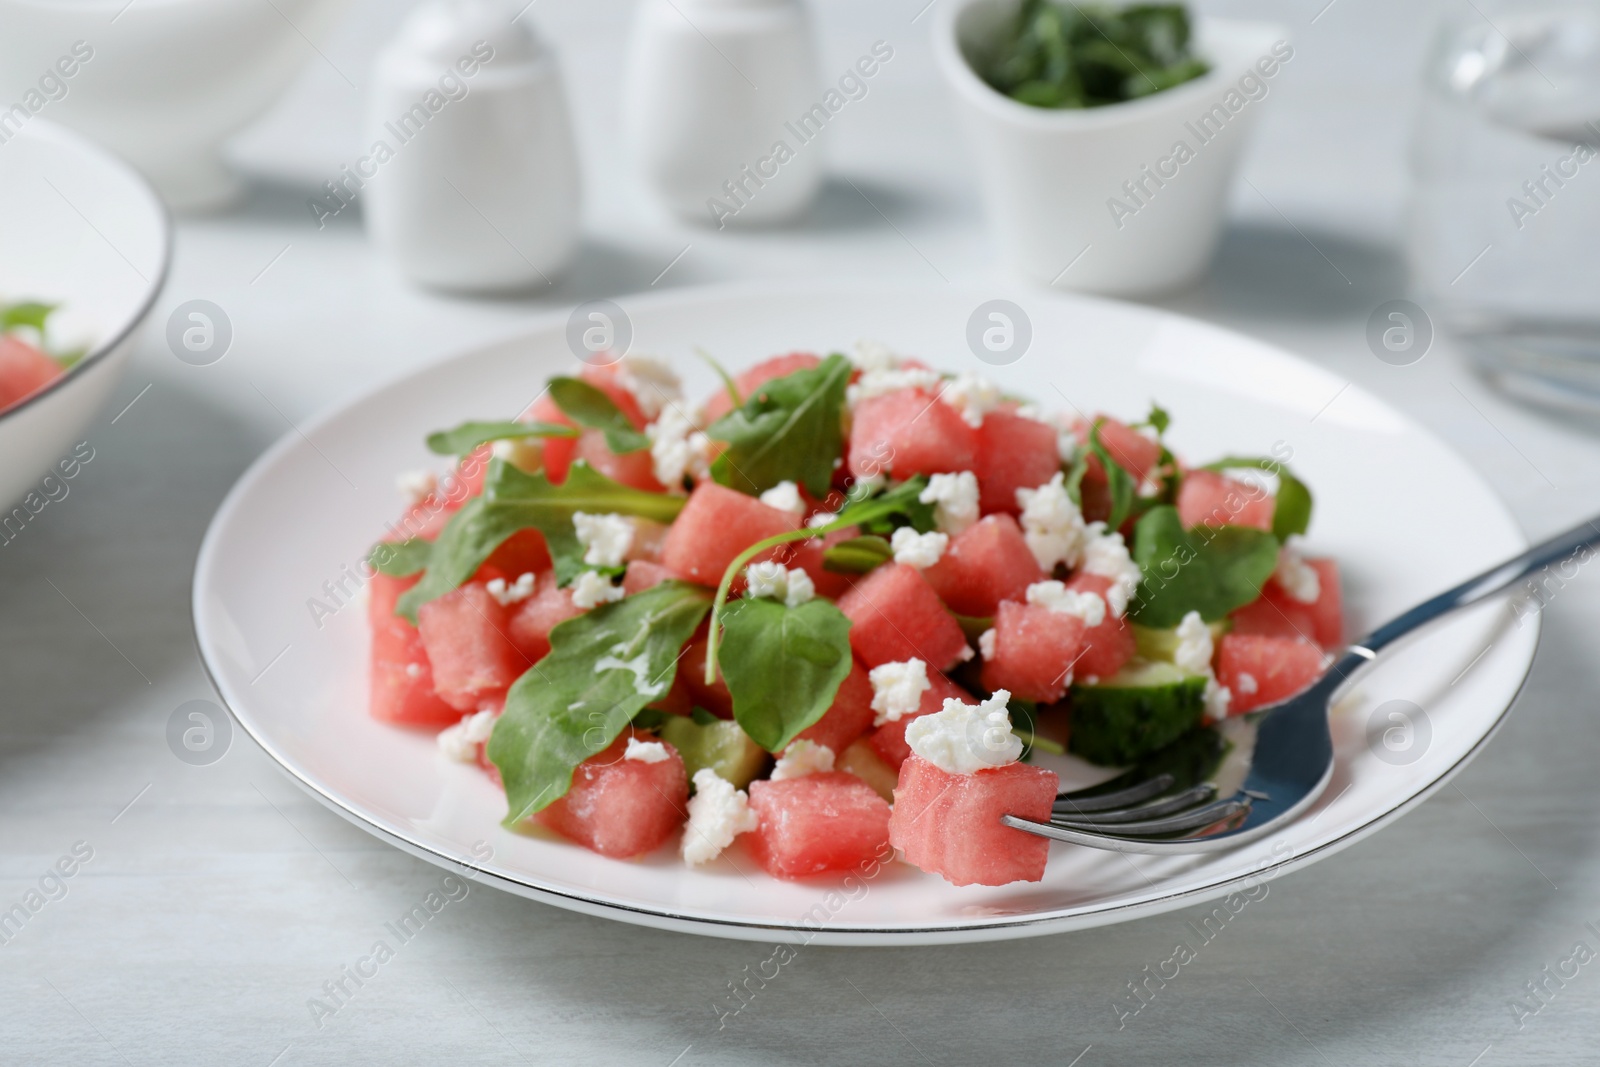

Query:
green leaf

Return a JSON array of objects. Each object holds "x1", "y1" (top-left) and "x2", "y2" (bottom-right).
[
  {"x1": 488, "y1": 581, "x2": 712, "y2": 822},
  {"x1": 706, "y1": 353, "x2": 851, "y2": 497},
  {"x1": 1, "y1": 301, "x2": 55, "y2": 334},
  {"x1": 719, "y1": 596, "x2": 855, "y2": 752},
  {"x1": 425, "y1": 419, "x2": 578, "y2": 457},
  {"x1": 1201, "y1": 455, "x2": 1314, "y2": 541},
  {"x1": 367, "y1": 537, "x2": 432, "y2": 577},
  {"x1": 1138, "y1": 402, "x2": 1171, "y2": 437},
  {"x1": 549, "y1": 376, "x2": 650, "y2": 454},
  {"x1": 1065, "y1": 419, "x2": 1136, "y2": 529},
  {"x1": 1128, "y1": 506, "x2": 1280, "y2": 628},
  {"x1": 822, "y1": 535, "x2": 893, "y2": 574},
  {"x1": 695, "y1": 347, "x2": 742, "y2": 412},
  {"x1": 835, "y1": 475, "x2": 936, "y2": 535},
  {"x1": 395, "y1": 459, "x2": 685, "y2": 620}
]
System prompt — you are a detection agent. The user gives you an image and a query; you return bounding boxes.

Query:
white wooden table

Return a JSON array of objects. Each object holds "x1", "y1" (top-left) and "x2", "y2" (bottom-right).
[{"x1": 5, "y1": 0, "x2": 1600, "y2": 1063}]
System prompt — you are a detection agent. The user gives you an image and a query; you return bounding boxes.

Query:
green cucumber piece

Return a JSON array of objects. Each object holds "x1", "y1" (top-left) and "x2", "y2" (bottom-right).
[
  {"x1": 1069, "y1": 659, "x2": 1207, "y2": 766},
  {"x1": 1130, "y1": 620, "x2": 1230, "y2": 663},
  {"x1": 659, "y1": 716, "x2": 769, "y2": 789}
]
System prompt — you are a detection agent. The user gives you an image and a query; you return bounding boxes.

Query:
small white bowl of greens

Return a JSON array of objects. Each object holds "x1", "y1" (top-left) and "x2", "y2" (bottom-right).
[{"x1": 934, "y1": 0, "x2": 1288, "y2": 296}]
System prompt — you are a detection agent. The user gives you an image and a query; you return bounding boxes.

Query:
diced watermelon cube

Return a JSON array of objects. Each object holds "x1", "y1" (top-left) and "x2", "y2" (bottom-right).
[
  {"x1": 795, "y1": 658, "x2": 875, "y2": 754},
  {"x1": 368, "y1": 572, "x2": 462, "y2": 727},
  {"x1": 1228, "y1": 561, "x2": 1344, "y2": 650},
  {"x1": 976, "y1": 408, "x2": 1060, "y2": 515},
  {"x1": 1178, "y1": 469, "x2": 1275, "y2": 531},
  {"x1": 622, "y1": 559, "x2": 681, "y2": 596},
  {"x1": 979, "y1": 599, "x2": 1085, "y2": 704},
  {"x1": 680, "y1": 631, "x2": 734, "y2": 719},
  {"x1": 836, "y1": 563, "x2": 971, "y2": 670},
  {"x1": 506, "y1": 571, "x2": 585, "y2": 664},
  {"x1": 847, "y1": 387, "x2": 978, "y2": 481},
  {"x1": 534, "y1": 732, "x2": 689, "y2": 858},
  {"x1": 417, "y1": 580, "x2": 528, "y2": 710},
  {"x1": 1063, "y1": 573, "x2": 1136, "y2": 679},
  {"x1": 0, "y1": 335, "x2": 64, "y2": 412},
  {"x1": 745, "y1": 772, "x2": 892, "y2": 879},
  {"x1": 573, "y1": 428, "x2": 666, "y2": 493},
  {"x1": 483, "y1": 527, "x2": 551, "y2": 579},
  {"x1": 1078, "y1": 416, "x2": 1161, "y2": 480},
  {"x1": 1216, "y1": 633, "x2": 1326, "y2": 713},
  {"x1": 923, "y1": 514, "x2": 1046, "y2": 617},
  {"x1": 701, "y1": 352, "x2": 821, "y2": 424},
  {"x1": 781, "y1": 525, "x2": 859, "y2": 600},
  {"x1": 527, "y1": 393, "x2": 577, "y2": 483},
  {"x1": 869, "y1": 669, "x2": 974, "y2": 770},
  {"x1": 889, "y1": 755, "x2": 1058, "y2": 886},
  {"x1": 660, "y1": 481, "x2": 799, "y2": 586},
  {"x1": 393, "y1": 446, "x2": 493, "y2": 542}
]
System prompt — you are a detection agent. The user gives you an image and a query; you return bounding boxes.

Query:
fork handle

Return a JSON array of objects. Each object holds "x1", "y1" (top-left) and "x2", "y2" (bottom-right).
[{"x1": 1354, "y1": 513, "x2": 1600, "y2": 657}]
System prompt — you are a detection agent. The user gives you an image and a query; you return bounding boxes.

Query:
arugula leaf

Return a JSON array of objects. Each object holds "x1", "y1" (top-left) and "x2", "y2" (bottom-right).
[
  {"x1": 426, "y1": 419, "x2": 578, "y2": 457},
  {"x1": 1, "y1": 301, "x2": 55, "y2": 334},
  {"x1": 1128, "y1": 505, "x2": 1279, "y2": 627},
  {"x1": 1065, "y1": 419, "x2": 1136, "y2": 529},
  {"x1": 719, "y1": 596, "x2": 854, "y2": 752},
  {"x1": 707, "y1": 353, "x2": 851, "y2": 497},
  {"x1": 822, "y1": 535, "x2": 893, "y2": 574},
  {"x1": 695, "y1": 347, "x2": 743, "y2": 412},
  {"x1": 1201, "y1": 456, "x2": 1313, "y2": 541},
  {"x1": 395, "y1": 459, "x2": 685, "y2": 620},
  {"x1": 836, "y1": 475, "x2": 936, "y2": 534},
  {"x1": 549, "y1": 376, "x2": 650, "y2": 454},
  {"x1": 367, "y1": 537, "x2": 432, "y2": 577},
  {"x1": 488, "y1": 581, "x2": 712, "y2": 822}
]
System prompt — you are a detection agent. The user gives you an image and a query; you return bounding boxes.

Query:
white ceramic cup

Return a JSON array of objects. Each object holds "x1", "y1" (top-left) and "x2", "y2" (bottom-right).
[{"x1": 934, "y1": 0, "x2": 1289, "y2": 296}]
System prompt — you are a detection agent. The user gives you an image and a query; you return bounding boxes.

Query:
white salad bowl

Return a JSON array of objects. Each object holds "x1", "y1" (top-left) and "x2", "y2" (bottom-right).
[
  {"x1": 934, "y1": 0, "x2": 1289, "y2": 296},
  {"x1": 0, "y1": 120, "x2": 171, "y2": 516}
]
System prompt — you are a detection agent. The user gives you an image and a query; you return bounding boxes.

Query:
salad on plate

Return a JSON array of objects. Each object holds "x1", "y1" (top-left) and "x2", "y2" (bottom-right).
[{"x1": 364, "y1": 344, "x2": 1343, "y2": 887}]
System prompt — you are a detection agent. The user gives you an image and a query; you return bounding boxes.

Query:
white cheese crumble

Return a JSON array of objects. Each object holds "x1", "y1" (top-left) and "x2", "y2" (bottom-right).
[
  {"x1": 890, "y1": 527, "x2": 948, "y2": 568},
  {"x1": 485, "y1": 571, "x2": 536, "y2": 606},
  {"x1": 758, "y1": 480, "x2": 806, "y2": 515},
  {"x1": 806, "y1": 511, "x2": 837, "y2": 529},
  {"x1": 783, "y1": 568, "x2": 815, "y2": 608},
  {"x1": 573, "y1": 512, "x2": 634, "y2": 568},
  {"x1": 1236, "y1": 672, "x2": 1259, "y2": 695},
  {"x1": 437, "y1": 709, "x2": 496, "y2": 762},
  {"x1": 647, "y1": 404, "x2": 714, "y2": 488},
  {"x1": 868, "y1": 658, "x2": 931, "y2": 726},
  {"x1": 396, "y1": 468, "x2": 437, "y2": 503},
  {"x1": 1203, "y1": 677, "x2": 1233, "y2": 723},
  {"x1": 1173, "y1": 610, "x2": 1215, "y2": 675},
  {"x1": 682, "y1": 769, "x2": 759, "y2": 866},
  {"x1": 852, "y1": 339, "x2": 901, "y2": 373},
  {"x1": 905, "y1": 690, "x2": 1022, "y2": 775},
  {"x1": 1274, "y1": 535, "x2": 1322, "y2": 604},
  {"x1": 571, "y1": 570, "x2": 626, "y2": 610},
  {"x1": 770, "y1": 739, "x2": 835, "y2": 780},
  {"x1": 846, "y1": 366, "x2": 943, "y2": 407},
  {"x1": 624, "y1": 736, "x2": 670, "y2": 763},
  {"x1": 615, "y1": 354, "x2": 682, "y2": 421},
  {"x1": 742, "y1": 563, "x2": 815, "y2": 607},
  {"x1": 919, "y1": 471, "x2": 980, "y2": 535},
  {"x1": 978, "y1": 627, "x2": 997, "y2": 660},
  {"x1": 1025, "y1": 580, "x2": 1107, "y2": 627},
  {"x1": 1016, "y1": 472, "x2": 1087, "y2": 571},
  {"x1": 1081, "y1": 523, "x2": 1142, "y2": 616},
  {"x1": 938, "y1": 372, "x2": 1003, "y2": 428}
]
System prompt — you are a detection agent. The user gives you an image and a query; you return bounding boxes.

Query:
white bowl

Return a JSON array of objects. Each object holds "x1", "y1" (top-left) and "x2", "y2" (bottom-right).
[
  {"x1": 933, "y1": 0, "x2": 1288, "y2": 296},
  {"x1": 0, "y1": 120, "x2": 171, "y2": 514},
  {"x1": 0, "y1": 0, "x2": 357, "y2": 211}
]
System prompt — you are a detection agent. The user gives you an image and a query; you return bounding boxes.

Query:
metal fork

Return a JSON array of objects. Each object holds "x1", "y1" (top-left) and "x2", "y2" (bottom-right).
[{"x1": 1003, "y1": 513, "x2": 1600, "y2": 854}]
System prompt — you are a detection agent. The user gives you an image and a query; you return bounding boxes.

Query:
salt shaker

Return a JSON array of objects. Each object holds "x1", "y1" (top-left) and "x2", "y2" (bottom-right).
[
  {"x1": 624, "y1": 0, "x2": 823, "y2": 227},
  {"x1": 364, "y1": 0, "x2": 581, "y2": 292}
]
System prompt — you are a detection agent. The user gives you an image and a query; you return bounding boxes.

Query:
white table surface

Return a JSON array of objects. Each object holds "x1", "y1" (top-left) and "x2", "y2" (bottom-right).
[{"x1": 6, "y1": 0, "x2": 1600, "y2": 1063}]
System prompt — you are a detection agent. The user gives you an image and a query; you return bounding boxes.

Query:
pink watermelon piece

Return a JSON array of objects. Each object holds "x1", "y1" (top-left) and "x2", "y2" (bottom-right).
[
  {"x1": 745, "y1": 772, "x2": 892, "y2": 879},
  {"x1": 1216, "y1": 633, "x2": 1326, "y2": 713},
  {"x1": 417, "y1": 580, "x2": 528, "y2": 711},
  {"x1": 923, "y1": 513, "x2": 1046, "y2": 617},
  {"x1": 889, "y1": 755, "x2": 1057, "y2": 886},
  {"x1": 847, "y1": 387, "x2": 978, "y2": 481},
  {"x1": 795, "y1": 658, "x2": 875, "y2": 754},
  {"x1": 368, "y1": 572, "x2": 462, "y2": 728},
  {"x1": 0, "y1": 335, "x2": 64, "y2": 412},
  {"x1": 535, "y1": 732, "x2": 689, "y2": 857},
  {"x1": 395, "y1": 445, "x2": 493, "y2": 542},
  {"x1": 481, "y1": 528, "x2": 551, "y2": 581},
  {"x1": 571, "y1": 428, "x2": 666, "y2": 493},
  {"x1": 1062, "y1": 573, "x2": 1135, "y2": 680},
  {"x1": 680, "y1": 631, "x2": 734, "y2": 719},
  {"x1": 1228, "y1": 557, "x2": 1343, "y2": 649},
  {"x1": 979, "y1": 599, "x2": 1085, "y2": 704},
  {"x1": 659, "y1": 481, "x2": 799, "y2": 586},
  {"x1": 507, "y1": 571, "x2": 586, "y2": 664},
  {"x1": 1178, "y1": 469, "x2": 1275, "y2": 531},
  {"x1": 869, "y1": 669, "x2": 974, "y2": 770},
  {"x1": 976, "y1": 407, "x2": 1060, "y2": 515},
  {"x1": 701, "y1": 352, "x2": 821, "y2": 424},
  {"x1": 781, "y1": 524, "x2": 859, "y2": 600},
  {"x1": 836, "y1": 563, "x2": 971, "y2": 670},
  {"x1": 622, "y1": 559, "x2": 681, "y2": 596},
  {"x1": 1078, "y1": 415, "x2": 1161, "y2": 480},
  {"x1": 527, "y1": 393, "x2": 578, "y2": 483}
]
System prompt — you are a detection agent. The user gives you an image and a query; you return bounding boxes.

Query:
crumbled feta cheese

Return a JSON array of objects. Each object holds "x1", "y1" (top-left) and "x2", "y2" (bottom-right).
[
  {"x1": 616, "y1": 354, "x2": 682, "y2": 420},
  {"x1": 771, "y1": 739, "x2": 835, "y2": 780},
  {"x1": 978, "y1": 628, "x2": 997, "y2": 660},
  {"x1": 745, "y1": 561, "x2": 788, "y2": 600},
  {"x1": 396, "y1": 468, "x2": 437, "y2": 503},
  {"x1": 1203, "y1": 677, "x2": 1232, "y2": 723},
  {"x1": 647, "y1": 405, "x2": 714, "y2": 488},
  {"x1": 846, "y1": 366, "x2": 944, "y2": 407},
  {"x1": 783, "y1": 568, "x2": 815, "y2": 608},
  {"x1": 682, "y1": 769, "x2": 758, "y2": 866},
  {"x1": 806, "y1": 511, "x2": 837, "y2": 529},
  {"x1": 1274, "y1": 535, "x2": 1321, "y2": 604},
  {"x1": 938, "y1": 372, "x2": 1004, "y2": 428},
  {"x1": 852, "y1": 339, "x2": 900, "y2": 373},
  {"x1": 890, "y1": 527, "x2": 948, "y2": 568},
  {"x1": 1173, "y1": 610, "x2": 1215, "y2": 675},
  {"x1": 1236, "y1": 672, "x2": 1258, "y2": 695},
  {"x1": 1016, "y1": 472, "x2": 1087, "y2": 571},
  {"x1": 485, "y1": 571, "x2": 536, "y2": 606},
  {"x1": 868, "y1": 658, "x2": 930, "y2": 726},
  {"x1": 1081, "y1": 523, "x2": 1141, "y2": 616},
  {"x1": 1026, "y1": 580, "x2": 1106, "y2": 627},
  {"x1": 571, "y1": 569, "x2": 626, "y2": 610},
  {"x1": 573, "y1": 512, "x2": 634, "y2": 568},
  {"x1": 625, "y1": 737, "x2": 670, "y2": 763},
  {"x1": 1138, "y1": 472, "x2": 1163, "y2": 497},
  {"x1": 759, "y1": 480, "x2": 806, "y2": 515},
  {"x1": 437, "y1": 709, "x2": 496, "y2": 762},
  {"x1": 905, "y1": 690, "x2": 1022, "y2": 774},
  {"x1": 919, "y1": 471, "x2": 980, "y2": 534}
]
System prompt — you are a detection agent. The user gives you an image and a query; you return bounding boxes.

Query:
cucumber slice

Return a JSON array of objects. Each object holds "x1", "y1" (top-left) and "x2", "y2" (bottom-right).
[
  {"x1": 659, "y1": 716, "x2": 769, "y2": 789},
  {"x1": 1131, "y1": 619, "x2": 1230, "y2": 663},
  {"x1": 1069, "y1": 659, "x2": 1207, "y2": 766}
]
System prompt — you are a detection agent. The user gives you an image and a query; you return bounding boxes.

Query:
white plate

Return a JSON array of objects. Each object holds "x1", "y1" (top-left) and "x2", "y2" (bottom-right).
[{"x1": 192, "y1": 283, "x2": 1537, "y2": 945}]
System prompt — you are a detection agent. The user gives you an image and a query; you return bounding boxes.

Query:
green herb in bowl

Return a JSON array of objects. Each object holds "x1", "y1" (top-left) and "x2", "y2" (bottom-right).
[{"x1": 981, "y1": 0, "x2": 1210, "y2": 108}]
